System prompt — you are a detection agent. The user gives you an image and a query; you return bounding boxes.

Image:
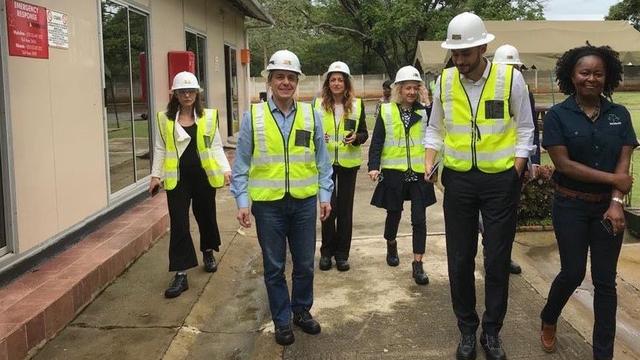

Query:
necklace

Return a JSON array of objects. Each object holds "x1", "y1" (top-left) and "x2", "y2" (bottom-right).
[{"x1": 576, "y1": 98, "x2": 600, "y2": 121}]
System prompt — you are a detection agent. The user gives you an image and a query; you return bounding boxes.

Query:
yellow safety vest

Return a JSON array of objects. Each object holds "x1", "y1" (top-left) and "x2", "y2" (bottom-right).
[
  {"x1": 249, "y1": 102, "x2": 319, "y2": 201},
  {"x1": 313, "y1": 98, "x2": 363, "y2": 168},
  {"x1": 157, "y1": 109, "x2": 225, "y2": 190},
  {"x1": 440, "y1": 63, "x2": 515, "y2": 173},
  {"x1": 380, "y1": 103, "x2": 426, "y2": 173}
]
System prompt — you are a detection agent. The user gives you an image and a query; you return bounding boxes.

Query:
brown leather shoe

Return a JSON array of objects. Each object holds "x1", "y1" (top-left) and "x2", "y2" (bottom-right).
[{"x1": 540, "y1": 322, "x2": 557, "y2": 353}]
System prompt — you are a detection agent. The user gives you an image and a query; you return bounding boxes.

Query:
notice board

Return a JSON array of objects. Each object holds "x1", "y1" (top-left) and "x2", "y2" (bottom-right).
[{"x1": 5, "y1": 0, "x2": 49, "y2": 59}]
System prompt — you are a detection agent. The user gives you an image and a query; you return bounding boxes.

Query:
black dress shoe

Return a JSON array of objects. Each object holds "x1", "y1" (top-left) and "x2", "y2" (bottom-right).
[
  {"x1": 386, "y1": 241, "x2": 400, "y2": 267},
  {"x1": 319, "y1": 256, "x2": 332, "y2": 271},
  {"x1": 203, "y1": 251, "x2": 217, "y2": 273},
  {"x1": 164, "y1": 273, "x2": 188, "y2": 298},
  {"x1": 456, "y1": 333, "x2": 476, "y2": 360},
  {"x1": 480, "y1": 332, "x2": 506, "y2": 360},
  {"x1": 509, "y1": 259, "x2": 522, "y2": 274},
  {"x1": 275, "y1": 324, "x2": 295, "y2": 346},
  {"x1": 335, "y1": 259, "x2": 350, "y2": 272},
  {"x1": 293, "y1": 311, "x2": 321, "y2": 334},
  {"x1": 412, "y1": 260, "x2": 429, "y2": 285}
]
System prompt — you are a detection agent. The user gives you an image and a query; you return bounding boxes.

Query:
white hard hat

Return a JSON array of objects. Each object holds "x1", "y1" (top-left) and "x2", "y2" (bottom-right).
[
  {"x1": 261, "y1": 50, "x2": 305, "y2": 79},
  {"x1": 493, "y1": 44, "x2": 523, "y2": 65},
  {"x1": 393, "y1": 65, "x2": 424, "y2": 85},
  {"x1": 324, "y1": 61, "x2": 351, "y2": 78},
  {"x1": 441, "y1": 12, "x2": 495, "y2": 50},
  {"x1": 171, "y1": 71, "x2": 201, "y2": 91}
]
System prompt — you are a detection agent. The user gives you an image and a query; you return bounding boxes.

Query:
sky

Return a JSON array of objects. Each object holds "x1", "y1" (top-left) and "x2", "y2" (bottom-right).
[{"x1": 543, "y1": 0, "x2": 622, "y2": 20}]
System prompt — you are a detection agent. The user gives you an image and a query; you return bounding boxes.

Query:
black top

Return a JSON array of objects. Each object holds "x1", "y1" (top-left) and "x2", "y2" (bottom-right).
[
  {"x1": 179, "y1": 124, "x2": 200, "y2": 169},
  {"x1": 542, "y1": 95, "x2": 638, "y2": 194}
]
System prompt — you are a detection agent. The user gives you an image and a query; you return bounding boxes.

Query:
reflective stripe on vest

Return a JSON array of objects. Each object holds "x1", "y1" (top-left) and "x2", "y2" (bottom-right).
[
  {"x1": 157, "y1": 109, "x2": 225, "y2": 190},
  {"x1": 249, "y1": 102, "x2": 319, "y2": 201},
  {"x1": 440, "y1": 63, "x2": 515, "y2": 173},
  {"x1": 313, "y1": 98, "x2": 363, "y2": 168},
  {"x1": 379, "y1": 103, "x2": 426, "y2": 173}
]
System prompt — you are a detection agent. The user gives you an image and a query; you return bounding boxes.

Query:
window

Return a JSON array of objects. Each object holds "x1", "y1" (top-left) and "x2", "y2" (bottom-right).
[
  {"x1": 185, "y1": 31, "x2": 207, "y2": 104},
  {"x1": 101, "y1": 1, "x2": 151, "y2": 194}
]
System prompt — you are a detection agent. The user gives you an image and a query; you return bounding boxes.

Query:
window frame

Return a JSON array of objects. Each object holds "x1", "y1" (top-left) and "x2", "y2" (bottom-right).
[
  {"x1": 185, "y1": 27, "x2": 208, "y2": 106},
  {"x1": 98, "y1": 0, "x2": 154, "y2": 200}
]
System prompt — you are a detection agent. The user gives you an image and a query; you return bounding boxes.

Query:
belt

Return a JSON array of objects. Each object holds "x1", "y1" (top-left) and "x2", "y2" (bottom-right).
[{"x1": 554, "y1": 184, "x2": 610, "y2": 203}]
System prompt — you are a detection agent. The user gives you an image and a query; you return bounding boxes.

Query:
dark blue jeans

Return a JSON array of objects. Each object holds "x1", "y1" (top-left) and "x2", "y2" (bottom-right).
[
  {"x1": 541, "y1": 195, "x2": 623, "y2": 359},
  {"x1": 252, "y1": 195, "x2": 317, "y2": 327}
]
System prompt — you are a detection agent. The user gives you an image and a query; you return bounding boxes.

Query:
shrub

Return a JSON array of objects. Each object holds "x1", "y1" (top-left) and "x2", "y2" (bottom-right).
[{"x1": 517, "y1": 165, "x2": 555, "y2": 226}]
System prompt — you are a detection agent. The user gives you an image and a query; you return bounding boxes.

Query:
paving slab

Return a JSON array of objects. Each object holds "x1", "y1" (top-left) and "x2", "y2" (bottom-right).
[{"x1": 32, "y1": 327, "x2": 175, "y2": 360}]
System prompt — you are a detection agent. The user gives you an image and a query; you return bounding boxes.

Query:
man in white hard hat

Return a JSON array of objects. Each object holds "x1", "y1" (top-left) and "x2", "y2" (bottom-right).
[
  {"x1": 424, "y1": 13, "x2": 534, "y2": 360},
  {"x1": 493, "y1": 44, "x2": 541, "y2": 173},
  {"x1": 231, "y1": 50, "x2": 333, "y2": 346}
]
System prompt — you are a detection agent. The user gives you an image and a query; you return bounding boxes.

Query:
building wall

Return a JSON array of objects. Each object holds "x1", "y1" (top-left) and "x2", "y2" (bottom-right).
[
  {"x1": 7, "y1": 0, "x2": 106, "y2": 252},
  {"x1": 1, "y1": 0, "x2": 251, "y2": 265}
]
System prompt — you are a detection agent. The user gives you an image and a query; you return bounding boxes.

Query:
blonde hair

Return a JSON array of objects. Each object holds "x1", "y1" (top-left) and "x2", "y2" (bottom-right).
[
  {"x1": 321, "y1": 72, "x2": 355, "y2": 118},
  {"x1": 390, "y1": 81, "x2": 425, "y2": 105}
]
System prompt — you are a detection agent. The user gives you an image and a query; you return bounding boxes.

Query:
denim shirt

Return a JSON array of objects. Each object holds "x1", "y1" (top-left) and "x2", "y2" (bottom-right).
[{"x1": 231, "y1": 97, "x2": 334, "y2": 208}]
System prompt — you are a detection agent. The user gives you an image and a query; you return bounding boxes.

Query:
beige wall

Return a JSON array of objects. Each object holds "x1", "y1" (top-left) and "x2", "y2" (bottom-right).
[
  {"x1": 3, "y1": 0, "x2": 251, "y2": 259},
  {"x1": 8, "y1": 0, "x2": 106, "y2": 252}
]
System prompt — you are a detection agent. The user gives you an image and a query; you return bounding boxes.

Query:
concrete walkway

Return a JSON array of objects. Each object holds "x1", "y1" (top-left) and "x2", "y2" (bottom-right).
[{"x1": 32, "y1": 164, "x2": 639, "y2": 359}]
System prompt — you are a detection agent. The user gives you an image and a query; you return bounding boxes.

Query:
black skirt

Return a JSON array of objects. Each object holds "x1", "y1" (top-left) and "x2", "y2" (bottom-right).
[{"x1": 370, "y1": 169, "x2": 436, "y2": 211}]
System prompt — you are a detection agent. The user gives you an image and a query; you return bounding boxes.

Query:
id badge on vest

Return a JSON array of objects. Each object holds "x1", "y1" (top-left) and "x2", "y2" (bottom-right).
[
  {"x1": 485, "y1": 100, "x2": 505, "y2": 119},
  {"x1": 203, "y1": 135, "x2": 212, "y2": 148},
  {"x1": 295, "y1": 129, "x2": 312, "y2": 147}
]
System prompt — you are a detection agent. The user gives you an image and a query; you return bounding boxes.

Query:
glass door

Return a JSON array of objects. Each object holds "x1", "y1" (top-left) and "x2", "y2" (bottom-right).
[{"x1": 101, "y1": 1, "x2": 151, "y2": 193}]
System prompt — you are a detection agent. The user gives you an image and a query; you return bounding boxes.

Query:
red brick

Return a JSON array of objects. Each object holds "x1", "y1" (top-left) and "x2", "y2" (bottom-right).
[
  {"x1": 5, "y1": 325, "x2": 26, "y2": 360},
  {"x1": 0, "y1": 324, "x2": 18, "y2": 343},
  {"x1": 34, "y1": 254, "x2": 78, "y2": 275},
  {"x1": 43, "y1": 292, "x2": 74, "y2": 338},
  {"x1": 57, "y1": 261, "x2": 100, "y2": 282},
  {"x1": 100, "y1": 233, "x2": 134, "y2": 251},
  {"x1": 0, "y1": 339, "x2": 7, "y2": 360},
  {"x1": 97, "y1": 220, "x2": 130, "y2": 234},
  {"x1": 25, "y1": 313, "x2": 44, "y2": 350},
  {"x1": 0, "y1": 303, "x2": 43, "y2": 325},
  {"x1": 0, "y1": 284, "x2": 31, "y2": 313},
  {"x1": 12, "y1": 271, "x2": 49, "y2": 292}
]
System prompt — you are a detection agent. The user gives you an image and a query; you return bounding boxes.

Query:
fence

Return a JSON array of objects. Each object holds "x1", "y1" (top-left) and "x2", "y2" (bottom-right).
[{"x1": 249, "y1": 65, "x2": 640, "y2": 102}]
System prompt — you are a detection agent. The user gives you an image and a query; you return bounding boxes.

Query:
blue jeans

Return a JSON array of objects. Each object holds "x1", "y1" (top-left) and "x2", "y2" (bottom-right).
[{"x1": 252, "y1": 195, "x2": 317, "y2": 327}]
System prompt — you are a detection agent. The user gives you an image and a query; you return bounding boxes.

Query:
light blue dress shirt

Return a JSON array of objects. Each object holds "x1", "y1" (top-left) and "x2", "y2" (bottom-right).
[{"x1": 231, "y1": 97, "x2": 334, "y2": 208}]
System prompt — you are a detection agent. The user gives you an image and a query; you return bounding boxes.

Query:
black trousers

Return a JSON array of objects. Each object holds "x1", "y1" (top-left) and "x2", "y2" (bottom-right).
[
  {"x1": 383, "y1": 181, "x2": 427, "y2": 254},
  {"x1": 442, "y1": 167, "x2": 520, "y2": 336},
  {"x1": 321, "y1": 165, "x2": 358, "y2": 260},
  {"x1": 541, "y1": 196, "x2": 622, "y2": 359},
  {"x1": 166, "y1": 166, "x2": 220, "y2": 272}
]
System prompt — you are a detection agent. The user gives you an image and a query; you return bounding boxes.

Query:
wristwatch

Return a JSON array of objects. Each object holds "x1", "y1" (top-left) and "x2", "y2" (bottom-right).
[{"x1": 611, "y1": 197, "x2": 625, "y2": 206}]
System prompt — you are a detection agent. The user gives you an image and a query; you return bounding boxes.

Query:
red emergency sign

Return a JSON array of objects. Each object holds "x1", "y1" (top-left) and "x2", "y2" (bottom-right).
[{"x1": 5, "y1": 0, "x2": 49, "y2": 59}]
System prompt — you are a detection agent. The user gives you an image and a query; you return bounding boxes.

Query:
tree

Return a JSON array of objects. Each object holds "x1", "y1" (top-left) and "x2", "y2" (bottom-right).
[
  {"x1": 302, "y1": 0, "x2": 544, "y2": 77},
  {"x1": 605, "y1": 0, "x2": 640, "y2": 31},
  {"x1": 249, "y1": 0, "x2": 545, "y2": 77},
  {"x1": 247, "y1": 0, "x2": 386, "y2": 76}
]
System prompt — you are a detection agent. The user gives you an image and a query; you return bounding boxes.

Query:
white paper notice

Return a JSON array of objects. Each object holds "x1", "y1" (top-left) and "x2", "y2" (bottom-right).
[{"x1": 47, "y1": 9, "x2": 69, "y2": 49}]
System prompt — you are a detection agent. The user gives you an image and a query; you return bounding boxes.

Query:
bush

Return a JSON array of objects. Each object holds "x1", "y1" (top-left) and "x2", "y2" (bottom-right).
[{"x1": 517, "y1": 165, "x2": 555, "y2": 226}]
